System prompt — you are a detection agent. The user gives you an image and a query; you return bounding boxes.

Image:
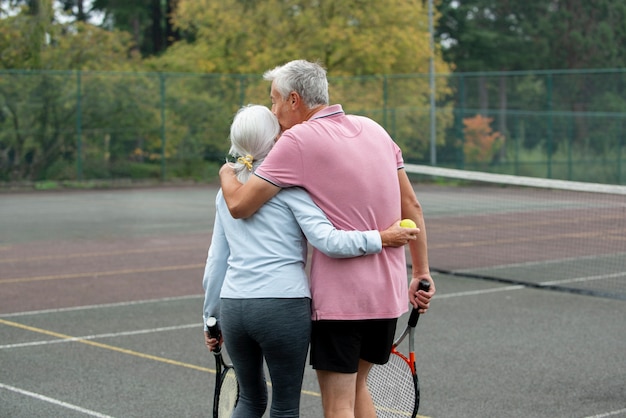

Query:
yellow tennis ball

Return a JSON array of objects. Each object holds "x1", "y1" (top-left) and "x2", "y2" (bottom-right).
[{"x1": 400, "y1": 219, "x2": 417, "y2": 228}]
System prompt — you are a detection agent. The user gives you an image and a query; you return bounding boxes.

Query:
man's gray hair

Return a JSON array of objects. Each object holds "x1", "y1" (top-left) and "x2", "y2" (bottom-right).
[{"x1": 263, "y1": 60, "x2": 329, "y2": 108}]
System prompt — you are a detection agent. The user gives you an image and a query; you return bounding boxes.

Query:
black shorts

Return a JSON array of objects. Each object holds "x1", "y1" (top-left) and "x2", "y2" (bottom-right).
[{"x1": 310, "y1": 318, "x2": 398, "y2": 373}]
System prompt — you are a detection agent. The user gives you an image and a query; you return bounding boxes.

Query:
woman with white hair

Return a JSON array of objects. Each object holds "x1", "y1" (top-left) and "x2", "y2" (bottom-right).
[{"x1": 202, "y1": 105, "x2": 413, "y2": 417}]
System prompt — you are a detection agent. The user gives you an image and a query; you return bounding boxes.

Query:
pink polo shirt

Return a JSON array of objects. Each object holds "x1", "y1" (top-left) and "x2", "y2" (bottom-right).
[{"x1": 255, "y1": 105, "x2": 408, "y2": 320}]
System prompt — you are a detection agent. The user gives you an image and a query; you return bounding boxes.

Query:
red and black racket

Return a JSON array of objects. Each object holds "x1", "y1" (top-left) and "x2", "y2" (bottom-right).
[
  {"x1": 367, "y1": 279, "x2": 431, "y2": 417},
  {"x1": 206, "y1": 317, "x2": 239, "y2": 418}
]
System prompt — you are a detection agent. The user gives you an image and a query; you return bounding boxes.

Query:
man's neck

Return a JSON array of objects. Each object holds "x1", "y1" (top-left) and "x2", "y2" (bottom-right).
[{"x1": 303, "y1": 105, "x2": 327, "y2": 121}]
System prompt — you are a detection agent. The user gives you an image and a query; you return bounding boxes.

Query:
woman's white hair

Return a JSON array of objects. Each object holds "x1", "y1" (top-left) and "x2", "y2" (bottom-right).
[
  {"x1": 229, "y1": 105, "x2": 280, "y2": 183},
  {"x1": 263, "y1": 60, "x2": 329, "y2": 108}
]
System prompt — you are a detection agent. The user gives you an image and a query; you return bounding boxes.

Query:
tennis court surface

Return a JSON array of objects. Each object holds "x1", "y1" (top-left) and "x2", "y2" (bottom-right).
[{"x1": 1, "y1": 176, "x2": 625, "y2": 418}]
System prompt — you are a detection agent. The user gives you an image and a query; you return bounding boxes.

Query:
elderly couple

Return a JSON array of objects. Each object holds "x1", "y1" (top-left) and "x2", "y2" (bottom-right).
[{"x1": 202, "y1": 59, "x2": 435, "y2": 418}]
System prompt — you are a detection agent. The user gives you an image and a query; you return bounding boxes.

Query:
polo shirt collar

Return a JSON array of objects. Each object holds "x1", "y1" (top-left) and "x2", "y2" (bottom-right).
[{"x1": 310, "y1": 104, "x2": 344, "y2": 121}]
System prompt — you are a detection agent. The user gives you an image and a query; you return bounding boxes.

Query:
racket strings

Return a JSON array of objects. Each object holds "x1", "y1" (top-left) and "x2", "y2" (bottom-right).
[
  {"x1": 218, "y1": 368, "x2": 239, "y2": 416},
  {"x1": 367, "y1": 354, "x2": 416, "y2": 417}
]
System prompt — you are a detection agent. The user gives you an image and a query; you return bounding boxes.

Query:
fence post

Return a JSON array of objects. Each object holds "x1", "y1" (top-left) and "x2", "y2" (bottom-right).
[
  {"x1": 567, "y1": 115, "x2": 573, "y2": 180},
  {"x1": 428, "y1": 0, "x2": 436, "y2": 166},
  {"x1": 239, "y1": 75, "x2": 246, "y2": 107},
  {"x1": 76, "y1": 70, "x2": 83, "y2": 180},
  {"x1": 546, "y1": 73, "x2": 553, "y2": 178},
  {"x1": 619, "y1": 120, "x2": 623, "y2": 184},
  {"x1": 515, "y1": 120, "x2": 522, "y2": 175},
  {"x1": 160, "y1": 73, "x2": 166, "y2": 181},
  {"x1": 456, "y1": 74, "x2": 465, "y2": 169},
  {"x1": 382, "y1": 75, "x2": 388, "y2": 130}
]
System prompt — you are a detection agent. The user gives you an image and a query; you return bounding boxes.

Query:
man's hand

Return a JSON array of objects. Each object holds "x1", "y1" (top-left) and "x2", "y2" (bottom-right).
[
  {"x1": 218, "y1": 162, "x2": 280, "y2": 219},
  {"x1": 219, "y1": 162, "x2": 236, "y2": 179},
  {"x1": 409, "y1": 276, "x2": 435, "y2": 312},
  {"x1": 380, "y1": 220, "x2": 420, "y2": 247}
]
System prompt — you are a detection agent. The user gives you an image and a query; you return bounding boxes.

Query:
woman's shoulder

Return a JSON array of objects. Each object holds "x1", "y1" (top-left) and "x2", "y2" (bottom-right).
[{"x1": 275, "y1": 187, "x2": 312, "y2": 203}]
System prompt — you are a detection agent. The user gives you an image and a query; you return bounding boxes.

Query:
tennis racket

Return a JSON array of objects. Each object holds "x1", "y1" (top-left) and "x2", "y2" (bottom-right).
[
  {"x1": 367, "y1": 279, "x2": 431, "y2": 418},
  {"x1": 206, "y1": 317, "x2": 239, "y2": 418}
]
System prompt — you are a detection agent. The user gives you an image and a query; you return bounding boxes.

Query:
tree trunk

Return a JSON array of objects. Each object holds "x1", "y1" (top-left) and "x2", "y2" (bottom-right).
[
  {"x1": 76, "y1": 0, "x2": 86, "y2": 22},
  {"x1": 151, "y1": 0, "x2": 164, "y2": 54},
  {"x1": 131, "y1": 17, "x2": 141, "y2": 55},
  {"x1": 165, "y1": 0, "x2": 180, "y2": 46}
]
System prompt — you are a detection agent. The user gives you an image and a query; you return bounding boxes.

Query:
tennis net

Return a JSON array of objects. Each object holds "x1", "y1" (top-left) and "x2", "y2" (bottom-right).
[{"x1": 404, "y1": 165, "x2": 626, "y2": 300}]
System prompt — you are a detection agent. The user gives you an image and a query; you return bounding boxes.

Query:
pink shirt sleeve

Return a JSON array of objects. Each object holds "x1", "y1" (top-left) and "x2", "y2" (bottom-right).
[{"x1": 255, "y1": 132, "x2": 304, "y2": 188}]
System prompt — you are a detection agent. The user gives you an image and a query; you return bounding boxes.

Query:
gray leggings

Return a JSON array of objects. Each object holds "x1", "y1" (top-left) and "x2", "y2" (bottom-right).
[{"x1": 220, "y1": 298, "x2": 311, "y2": 418}]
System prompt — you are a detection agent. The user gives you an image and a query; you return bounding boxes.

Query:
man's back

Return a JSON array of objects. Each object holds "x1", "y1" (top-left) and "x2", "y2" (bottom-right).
[{"x1": 256, "y1": 105, "x2": 408, "y2": 320}]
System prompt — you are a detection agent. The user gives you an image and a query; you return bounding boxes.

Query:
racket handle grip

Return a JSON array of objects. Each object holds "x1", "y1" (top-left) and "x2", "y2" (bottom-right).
[
  {"x1": 408, "y1": 279, "x2": 431, "y2": 327},
  {"x1": 206, "y1": 317, "x2": 222, "y2": 352},
  {"x1": 206, "y1": 316, "x2": 222, "y2": 355}
]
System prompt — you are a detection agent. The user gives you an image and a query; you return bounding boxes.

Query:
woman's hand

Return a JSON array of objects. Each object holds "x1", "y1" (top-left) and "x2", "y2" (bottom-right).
[{"x1": 204, "y1": 330, "x2": 222, "y2": 352}]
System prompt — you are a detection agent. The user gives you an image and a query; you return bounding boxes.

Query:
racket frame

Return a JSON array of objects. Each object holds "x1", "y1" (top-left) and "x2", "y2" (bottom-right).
[
  {"x1": 207, "y1": 317, "x2": 238, "y2": 418},
  {"x1": 368, "y1": 279, "x2": 430, "y2": 418}
]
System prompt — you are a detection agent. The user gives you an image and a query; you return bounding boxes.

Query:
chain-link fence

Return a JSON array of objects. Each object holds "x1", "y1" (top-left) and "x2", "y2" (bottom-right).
[{"x1": 1, "y1": 68, "x2": 624, "y2": 185}]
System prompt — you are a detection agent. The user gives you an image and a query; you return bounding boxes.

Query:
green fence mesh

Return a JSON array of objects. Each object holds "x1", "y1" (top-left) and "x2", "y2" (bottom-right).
[{"x1": 1, "y1": 68, "x2": 624, "y2": 184}]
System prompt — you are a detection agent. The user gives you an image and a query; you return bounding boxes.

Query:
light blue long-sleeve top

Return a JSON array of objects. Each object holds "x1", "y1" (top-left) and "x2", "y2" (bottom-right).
[{"x1": 202, "y1": 187, "x2": 382, "y2": 328}]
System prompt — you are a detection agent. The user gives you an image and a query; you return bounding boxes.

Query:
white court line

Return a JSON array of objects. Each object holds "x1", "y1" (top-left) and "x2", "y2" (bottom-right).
[
  {"x1": 0, "y1": 323, "x2": 199, "y2": 349},
  {"x1": 3, "y1": 265, "x2": 619, "y2": 320},
  {"x1": 2, "y1": 282, "x2": 621, "y2": 418},
  {"x1": 442, "y1": 262, "x2": 626, "y2": 289},
  {"x1": 479, "y1": 252, "x2": 626, "y2": 271},
  {"x1": 0, "y1": 383, "x2": 115, "y2": 418},
  {"x1": 431, "y1": 285, "x2": 524, "y2": 299},
  {"x1": 542, "y1": 271, "x2": 626, "y2": 286},
  {"x1": 0, "y1": 294, "x2": 203, "y2": 318},
  {"x1": 0, "y1": 286, "x2": 530, "y2": 349},
  {"x1": 0, "y1": 285, "x2": 529, "y2": 323},
  {"x1": 583, "y1": 409, "x2": 626, "y2": 418}
]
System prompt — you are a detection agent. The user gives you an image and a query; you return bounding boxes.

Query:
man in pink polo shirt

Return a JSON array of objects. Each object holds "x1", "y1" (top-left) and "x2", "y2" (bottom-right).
[{"x1": 219, "y1": 60, "x2": 435, "y2": 418}]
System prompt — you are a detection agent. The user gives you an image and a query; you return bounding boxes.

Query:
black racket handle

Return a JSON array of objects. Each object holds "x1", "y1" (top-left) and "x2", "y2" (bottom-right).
[
  {"x1": 408, "y1": 279, "x2": 431, "y2": 327},
  {"x1": 206, "y1": 317, "x2": 222, "y2": 354}
]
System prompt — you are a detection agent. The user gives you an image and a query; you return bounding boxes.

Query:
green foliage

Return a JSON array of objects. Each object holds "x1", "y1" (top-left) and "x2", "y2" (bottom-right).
[
  {"x1": 436, "y1": 1, "x2": 626, "y2": 171},
  {"x1": 91, "y1": 0, "x2": 180, "y2": 56},
  {"x1": 498, "y1": 139, "x2": 624, "y2": 184},
  {"x1": 538, "y1": 1, "x2": 626, "y2": 70},
  {"x1": 437, "y1": 0, "x2": 626, "y2": 72},
  {"x1": 34, "y1": 180, "x2": 60, "y2": 190},
  {"x1": 166, "y1": 159, "x2": 221, "y2": 182},
  {"x1": 0, "y1": 12, "x2": 34, "y2": 68},
  {"x1": 3, "y1": 1, "x2": 626, "y2": 186},
  {"x1": 109, "y1": 161, "x2": 161, "y2": 179},
  {"x1": 44, "y1": 22, "x2": 140, "y2": 71},
  {"x1": 42, "y1": 158, "x2": 76, "y2": 180},
  {"x1": 165, "y1": 0, "x2": 448, "y2": 76},
  {"x1": 1, "y1": 0, "x2": 456, "y2": 184}
]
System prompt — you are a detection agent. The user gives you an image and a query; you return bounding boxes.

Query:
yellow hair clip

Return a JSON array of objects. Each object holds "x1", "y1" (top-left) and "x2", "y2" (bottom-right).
[{"x1": 237, "y1": 154, "x2": 254, "y2": 171}]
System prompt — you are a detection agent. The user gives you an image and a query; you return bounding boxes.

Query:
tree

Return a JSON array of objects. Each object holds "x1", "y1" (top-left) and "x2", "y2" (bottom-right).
[
  {"x1": 436, "y1": 0, "x2": 544, "y2": 136},
  {"x1": 462, "y1": 114, "x2": 503, "y2": 164},
  {"x1": 92, "y1": 0, "x2": 180, "y2": 56},
  {"x1": 163, "y1": 0, "x2": 443, "y2": 76},
  {"x1": 0, "y1": 11, "x2": 35, "y2": 68},
  {"x1": 58, "y1": 0, "x2": 89, "y2": 21},
  {"x1": 437, "y1": 0, "x2": 546, "y2": 73},
  {"x1": 532, "y1": 0, "x2": 626, "y2": 71},
  {"x1": 532, "y1": 1, "x2": 626, "y2": 146},
  {"x1": 0, "y1": 4, "x2": 141, "y2": 181},
  {"x1": 436, "y1": 0, "x2": 626, "y2": 163},
  {"x1": 150, "y1": 0, "x2": 454, "y2": 162}
]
